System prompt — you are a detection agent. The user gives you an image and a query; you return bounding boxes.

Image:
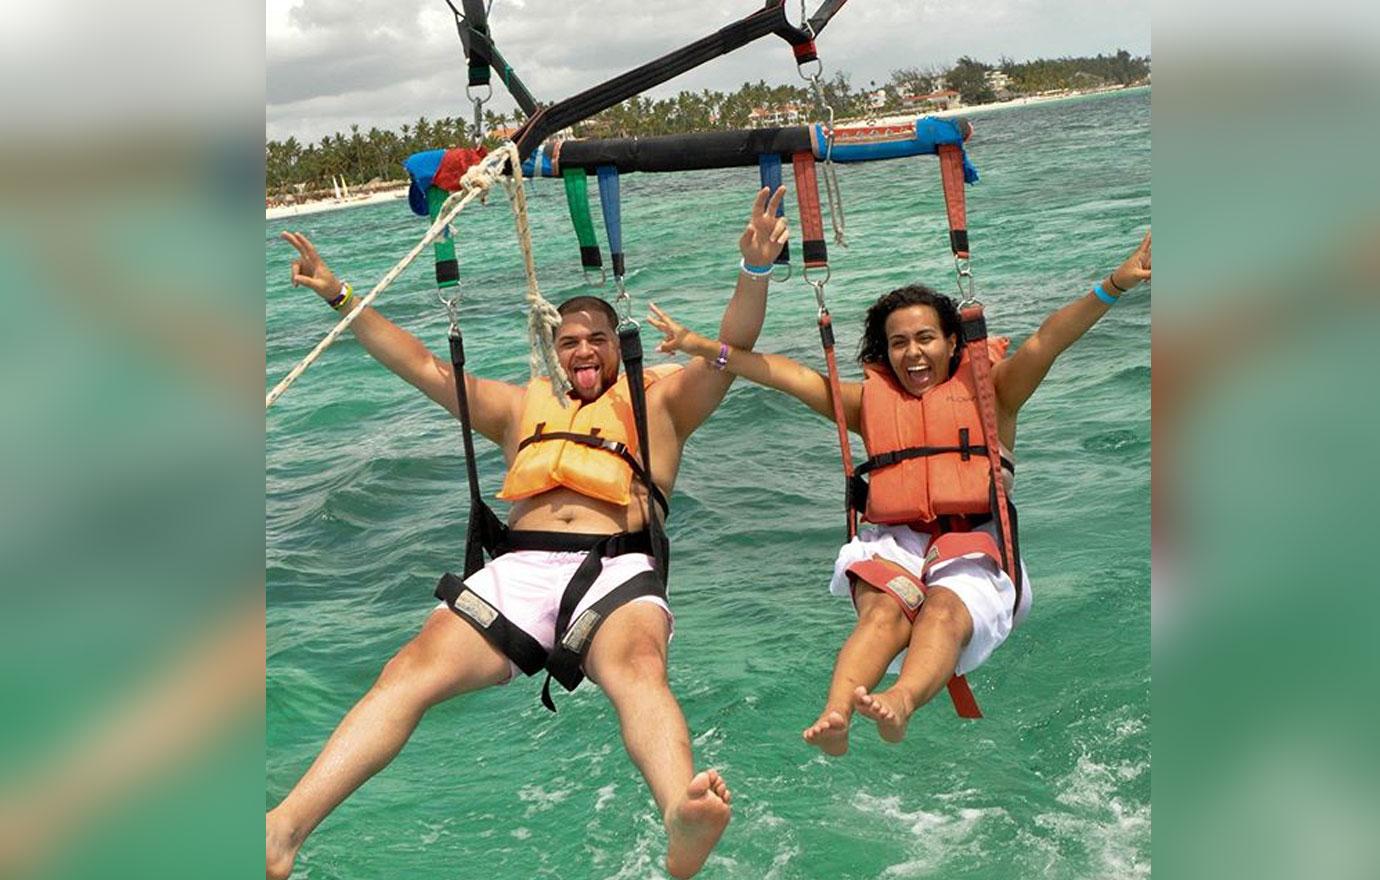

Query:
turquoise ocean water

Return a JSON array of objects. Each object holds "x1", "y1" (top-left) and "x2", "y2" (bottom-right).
[{"x1": 267, "y1": 88, "x2": 1150, "y2": 879}]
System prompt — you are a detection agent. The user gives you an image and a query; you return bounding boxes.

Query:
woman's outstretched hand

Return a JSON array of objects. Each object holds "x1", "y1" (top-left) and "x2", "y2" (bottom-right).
[
  {"x1": 739, "y1": 186, "x2": 790, "y2": 267},
  {"x1": 647, "y1": 302, "x2": 706, "y2": 357}
]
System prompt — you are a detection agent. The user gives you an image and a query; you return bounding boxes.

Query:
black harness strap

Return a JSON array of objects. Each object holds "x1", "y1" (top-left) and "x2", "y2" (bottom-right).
[
  {"x1": 448, "y1": 329, "x2": 510, "y2": 578},
  {"x1": 540, "y1": 565, "x2": 666, "y2": 711},
  {"x1": 447, "y1": 0, "x2": 539, "y2": 116},
  {"x1": 617, "y1": 323, "x2": 669, "y2": 581},
  {"x1": 435, "y1": 572, "x2": 548, "y2": 676}
]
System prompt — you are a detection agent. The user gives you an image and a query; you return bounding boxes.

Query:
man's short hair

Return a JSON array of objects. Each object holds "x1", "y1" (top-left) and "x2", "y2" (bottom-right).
[{"x1": 556, "y1": 296, "x2": 619, "y2": 334}]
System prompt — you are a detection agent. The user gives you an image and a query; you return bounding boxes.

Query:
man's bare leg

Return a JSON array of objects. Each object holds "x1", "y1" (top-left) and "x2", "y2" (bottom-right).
[
  {"x1": 802, "y1": 585, "x2": 913, "y2": 756},
  {"x1": 854, "y1": 587, "x2": 973, "y2": 742},
  {"x1": 585, "y1": 601, "x2": 730, "y2": 880},
  {"x1": 266, "y1": 608, "x2": 511, "y2": 879}
]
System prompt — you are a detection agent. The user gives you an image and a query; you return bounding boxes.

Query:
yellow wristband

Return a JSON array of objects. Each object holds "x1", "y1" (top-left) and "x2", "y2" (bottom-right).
[{"x1": 330, "y1": 283, "x2": 354, "y2": 311}]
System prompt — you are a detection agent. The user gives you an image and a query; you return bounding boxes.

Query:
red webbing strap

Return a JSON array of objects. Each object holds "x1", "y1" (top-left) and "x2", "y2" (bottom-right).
[
  {"x1": 791, "y1": 151, "x2": 828, "y2": 268},
  {"x1": 937, "y1": 144, "x2": 970, "y2": 259},
  {"x1": 818, "y1": 311, "x2": 857, "y2": 539},
  {"x1": 960, "y1": 305, "x2": 1018, "y2": 588},
  {"x1": 844, "y1": 555, "x2": 983, "y2": 718},
  {"x1": 946, "y1": 676, "x2": 982, "y2": 719}
]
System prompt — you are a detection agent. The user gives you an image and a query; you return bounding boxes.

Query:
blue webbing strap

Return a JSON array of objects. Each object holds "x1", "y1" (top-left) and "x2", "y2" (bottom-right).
[
  {"x1": 596, "y1": 165, "x2": 625, "y2": 281},
  {"x1": 757, "y1": 153, "x2": 790, "y2": 267}
]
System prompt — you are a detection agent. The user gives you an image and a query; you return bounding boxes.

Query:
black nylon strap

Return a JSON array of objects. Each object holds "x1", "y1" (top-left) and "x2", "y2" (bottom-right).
[
  {"x1": 541, "y1": 569, "x2": 666, "y2": 711},
  {"x1": 856, "y1": 445, "x2": 1015, "y2": 475},
  {"x1": 503, "y1": 529, "x2": 655, "y2": 556},
  {"x1": 435, "y1": 573, "x2": 548, "y2": 676},
  {"x1": 617, "y1": 323, "x2": 669, "y2": 581},
  {"x1": 460, "y1": 0, "x2": 491, "y2": 86},
  {"x1": 449, "y1": 329, "x2": 509, "y2": 577},
  {"x1": 514, "y1": 2, "x2": 803, "y2": 160}
]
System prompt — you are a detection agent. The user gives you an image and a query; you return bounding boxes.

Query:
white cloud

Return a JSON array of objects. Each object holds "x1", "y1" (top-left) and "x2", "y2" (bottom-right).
[{"x1": 267, "y1": 0, "x2": 1150, "y2": 142}]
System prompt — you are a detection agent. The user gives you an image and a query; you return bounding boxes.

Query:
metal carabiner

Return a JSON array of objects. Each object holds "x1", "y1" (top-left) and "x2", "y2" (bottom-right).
[
  {"x1": 807, "y1": 275, "x2": 830, "y2": 315},
  {"x1": 798, "y1": 60, "x2": 823, "y2": 83},
  {"x1": 582, "y1": 266, "x2": 607, "y2": 288},
  {"x1": 613, "y1": 276, "x2": 637, "y2": 329},
  {"x1": 953, "y1": 257, "x2": 978, "y2": 307},
  {"x1": 803, "y1": 262, "x2": 832, "y2": 291},
  {"x1": 438, "y1": 292, "x2": 461, "y2": 332}
]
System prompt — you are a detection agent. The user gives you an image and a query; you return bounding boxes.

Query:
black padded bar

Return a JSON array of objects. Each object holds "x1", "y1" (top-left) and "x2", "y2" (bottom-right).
[{"x1": 550, "y1": 125, "x2": 815, "y2": 174}]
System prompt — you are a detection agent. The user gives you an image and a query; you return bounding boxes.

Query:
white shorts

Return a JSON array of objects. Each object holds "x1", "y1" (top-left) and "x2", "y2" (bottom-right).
[
  {"x1": 829, "y1": 522, "x2": 1033, "y2": 676},
  {"x1": 437, "y1": 550, "x2": 672, "y2": 682}
]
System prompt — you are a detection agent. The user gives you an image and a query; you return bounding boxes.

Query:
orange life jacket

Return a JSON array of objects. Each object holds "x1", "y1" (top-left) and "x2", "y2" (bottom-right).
[
  {"x1": 498, "y1": 365, "x2": 681, "y2": 507},
  {"x1": 856, "y1": 337, "x2": 1010, "y2": 525}
]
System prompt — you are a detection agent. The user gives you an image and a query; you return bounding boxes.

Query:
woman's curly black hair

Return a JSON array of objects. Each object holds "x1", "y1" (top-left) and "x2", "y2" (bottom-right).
[{"x1": 856, "y1": 284, "x2": 963, "y2": 374}]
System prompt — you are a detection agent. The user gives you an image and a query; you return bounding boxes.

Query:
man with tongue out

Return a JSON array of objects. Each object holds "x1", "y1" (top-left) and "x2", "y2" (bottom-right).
[{"x1": 270, "y1": 186, "x2": 789, "y2": 880}]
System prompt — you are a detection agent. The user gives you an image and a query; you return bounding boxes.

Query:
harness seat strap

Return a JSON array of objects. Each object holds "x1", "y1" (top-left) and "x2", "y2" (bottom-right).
[
  {"x1": 844, "y1": 547, "x2": 997, "y2": 720},
  {"x1": 435, "y1": 573, "x2": 548, "y2": 676},
  {"x1": 541, "y1": 569, "x2": 666, "y2": 711}
]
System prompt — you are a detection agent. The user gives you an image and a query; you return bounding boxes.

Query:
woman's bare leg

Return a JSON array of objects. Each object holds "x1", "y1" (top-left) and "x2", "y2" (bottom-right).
[{"x1": 803, "y1": 584, "x2": 913, "y2": 756}]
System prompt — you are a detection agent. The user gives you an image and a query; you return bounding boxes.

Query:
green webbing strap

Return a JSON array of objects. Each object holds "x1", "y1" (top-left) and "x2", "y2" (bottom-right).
[
  {"x1": 427, "y1": 185, "x2": 460, "y2": 289},
  {"x1": 561, "y1": 168, "x2": 603, "y2": 281}
]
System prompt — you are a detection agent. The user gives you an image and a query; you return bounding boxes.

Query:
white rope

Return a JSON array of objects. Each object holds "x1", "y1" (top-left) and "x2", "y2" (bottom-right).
[
  {"x1": 493, "y1": 149, "x2": 570, "y2": 398},
  {"x1": 265, "y1": 142, "x2": 568, "y2": 409}
]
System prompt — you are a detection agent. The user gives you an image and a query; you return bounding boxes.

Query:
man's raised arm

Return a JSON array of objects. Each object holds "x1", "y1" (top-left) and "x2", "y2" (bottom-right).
[
  {"x1": 280, "y1": 231, "x2": 521, "y2": 446},
  {"x1": 657, "y1": 187, "x2": 789, "y2": 440}
]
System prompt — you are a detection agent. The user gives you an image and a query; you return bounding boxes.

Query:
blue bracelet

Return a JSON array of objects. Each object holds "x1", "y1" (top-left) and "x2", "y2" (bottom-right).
[
  {"x1": 1093, "y1": 282, "x2": 1119, "y2": 305},
  {"x1": 740, "y1": 258, "x2": 774, "y2": 277}
]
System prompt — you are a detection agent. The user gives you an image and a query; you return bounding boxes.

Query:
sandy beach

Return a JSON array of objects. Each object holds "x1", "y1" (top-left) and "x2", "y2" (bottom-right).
[
  {"x1": 863, "y1": 84, "x2": 1146, "y2": 128},
  {"x1": 266, "y1": 187, "x2": 408, "y2": 221}
]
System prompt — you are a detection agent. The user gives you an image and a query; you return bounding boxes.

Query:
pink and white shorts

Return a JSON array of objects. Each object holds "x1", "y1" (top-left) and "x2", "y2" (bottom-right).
[{"x1": 437, "y1": 549, "x2": 672, "y2": 682}]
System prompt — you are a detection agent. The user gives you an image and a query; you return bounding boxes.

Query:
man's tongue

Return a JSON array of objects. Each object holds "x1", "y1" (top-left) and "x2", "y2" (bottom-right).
[{"x1": 573, "y1": 365, "x2": 599, "y2": 392}]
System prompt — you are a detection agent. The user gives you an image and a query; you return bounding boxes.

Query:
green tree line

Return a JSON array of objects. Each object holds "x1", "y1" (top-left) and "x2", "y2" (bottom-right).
[{"x1": 267, "y1": 50, "x2": 1147, "y2": 196}]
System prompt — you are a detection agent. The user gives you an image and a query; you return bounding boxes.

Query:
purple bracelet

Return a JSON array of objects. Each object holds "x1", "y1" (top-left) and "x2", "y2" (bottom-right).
[{"x1": 713, "y1": 342, "x2": 730, "y2": 370}]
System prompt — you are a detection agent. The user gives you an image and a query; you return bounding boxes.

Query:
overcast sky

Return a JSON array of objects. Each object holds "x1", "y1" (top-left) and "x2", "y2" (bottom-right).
[{"x1": 267, "y1": 0, "x2": 1150, "y2": 144}]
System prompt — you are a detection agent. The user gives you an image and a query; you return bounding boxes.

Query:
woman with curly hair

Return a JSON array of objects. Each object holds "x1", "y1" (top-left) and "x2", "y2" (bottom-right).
[{"x1": 647, "y1": 231, "x2": 1149, "y2": 755}]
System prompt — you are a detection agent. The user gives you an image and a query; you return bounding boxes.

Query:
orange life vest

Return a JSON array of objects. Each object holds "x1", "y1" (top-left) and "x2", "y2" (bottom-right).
[
  {"x1": 498, "y1": 365, "x2": 681, "y2": 507},
  {"x1": 857, "y1": 337, "x2": 1010, "y2": 525}
]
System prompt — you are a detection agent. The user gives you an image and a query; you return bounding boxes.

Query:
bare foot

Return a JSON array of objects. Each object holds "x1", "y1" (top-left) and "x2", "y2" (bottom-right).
[
  {"x1": 266, "y1": 811, "x2": 302, "y2": 880},
  {"x1": 664, "y1": 769, "x2": 732, "y2": 879},
  {"x1": 853, "y1": 685, "x2": 915, "y2": 743},
  {"x1": 801, "y1": 709, "x2": 850, "y2": 756}
]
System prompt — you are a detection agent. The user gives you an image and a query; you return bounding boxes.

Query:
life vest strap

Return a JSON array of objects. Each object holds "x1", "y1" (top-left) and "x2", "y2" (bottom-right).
[
  {"x1": 856, "y1": 444, "x2": 1014, "y2": 476},
  {"x1": 515, "y1": 429, "x2": 670, "y2": 517}
]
